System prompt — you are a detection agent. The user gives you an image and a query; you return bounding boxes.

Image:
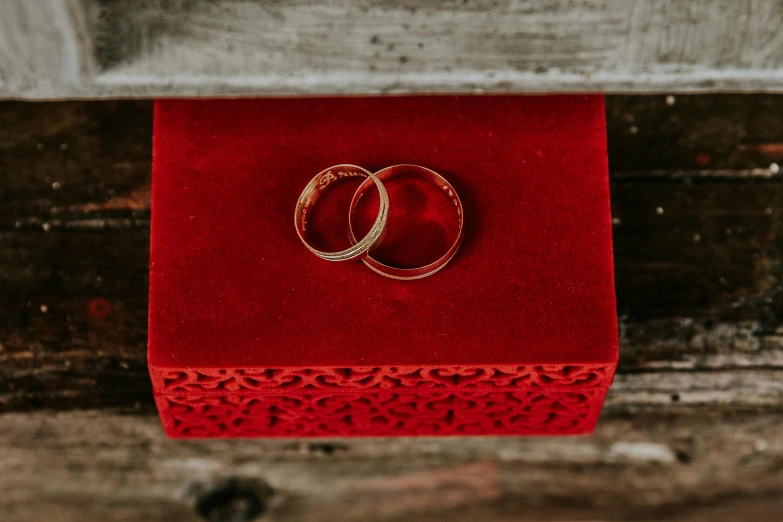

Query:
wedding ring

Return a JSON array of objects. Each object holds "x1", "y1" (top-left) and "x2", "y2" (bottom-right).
[
  {"x1": 295, "y1": 164, "x2": 389, "y2": 261},
  {"x1": 348, "y1": 164, "x2": 463, "y2": 280}
]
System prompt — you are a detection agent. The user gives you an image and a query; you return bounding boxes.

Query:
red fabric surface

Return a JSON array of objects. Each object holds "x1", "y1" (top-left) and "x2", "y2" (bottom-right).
[{"x1": 149, "y1": 95, "x2": 617, "y2": 370}]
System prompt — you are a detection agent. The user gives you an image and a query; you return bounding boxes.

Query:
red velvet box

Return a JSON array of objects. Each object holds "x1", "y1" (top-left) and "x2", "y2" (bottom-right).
[{"x1": 149, "y1": 95, "x2": 618, "y2": 437}]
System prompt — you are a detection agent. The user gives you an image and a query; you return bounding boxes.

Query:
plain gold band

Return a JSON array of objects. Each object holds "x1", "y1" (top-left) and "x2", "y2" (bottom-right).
[{"x1": 348, "y1": 164, "x2": 464, "y2": 279}]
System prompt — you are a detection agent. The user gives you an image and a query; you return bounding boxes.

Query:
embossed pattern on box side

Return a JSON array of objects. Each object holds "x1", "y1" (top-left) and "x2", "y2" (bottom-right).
[{"x1": 155, "y1": 389, "x2": 608, "y2": 438}]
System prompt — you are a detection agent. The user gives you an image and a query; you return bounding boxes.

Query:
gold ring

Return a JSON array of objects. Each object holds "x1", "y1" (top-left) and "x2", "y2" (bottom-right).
[
  {"x1": 348, "y1": 164, "x2": 463, "y2": 279},
  {"x1": 295, "y1": 164, "x2": 389, "y2": 261}
]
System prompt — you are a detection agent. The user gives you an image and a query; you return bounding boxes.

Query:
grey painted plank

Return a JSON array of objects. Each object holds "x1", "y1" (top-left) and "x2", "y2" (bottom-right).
[
  {"x1": 0, "y1": 0, "x2": 92, "y2": 96},
  {"x1": 3, "y1": 0, "x2": 783, "y2": 99}
]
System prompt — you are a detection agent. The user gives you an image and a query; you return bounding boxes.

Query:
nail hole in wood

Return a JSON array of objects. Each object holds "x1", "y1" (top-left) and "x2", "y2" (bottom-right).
[
  {"x1": 194, "y1": 477, "x2": 273, "y2": 522},
  {"x1": 675, "y1": 449, "x2": 692, "y2": 464},
  {"x1": 307, "y1": 442, "x2": 348, "y2": 456}
]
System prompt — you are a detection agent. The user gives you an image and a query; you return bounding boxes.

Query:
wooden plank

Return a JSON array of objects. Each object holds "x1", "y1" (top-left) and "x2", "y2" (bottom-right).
[
  {"x1": 4, "y1": 1, "x2": 783, "y2": 98},
  {"x1": 1, "y1": 96, "x2": 781, "y2": 413},
  {"x1": 606, "y1": 94, "x2": 783, "y2": 172},
  {"x1": 0, "y1": 0, "x2": 92, "y2": 97},
  {"x1": 1, "y1": 410, "x2": 781, "y2": 521},
  {"x1": 611, "y1": 180, "x2": 781, "y2": 321}
]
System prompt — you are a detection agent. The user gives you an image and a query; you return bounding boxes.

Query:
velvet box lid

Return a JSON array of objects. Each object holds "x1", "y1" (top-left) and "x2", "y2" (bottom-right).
[{"x1": 149, "y1": 95, "x2": 618, "y2": 437}]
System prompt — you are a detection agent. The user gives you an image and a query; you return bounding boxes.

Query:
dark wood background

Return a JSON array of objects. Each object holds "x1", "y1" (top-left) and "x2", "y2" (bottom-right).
[{"x1": 0, "y1": 95, "x2": 781, "y2": 521}]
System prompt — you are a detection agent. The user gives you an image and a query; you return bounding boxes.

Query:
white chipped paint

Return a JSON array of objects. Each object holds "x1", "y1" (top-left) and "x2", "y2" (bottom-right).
[{"x1": 608, "y1": 442, "x2": 676, "y2": 463}]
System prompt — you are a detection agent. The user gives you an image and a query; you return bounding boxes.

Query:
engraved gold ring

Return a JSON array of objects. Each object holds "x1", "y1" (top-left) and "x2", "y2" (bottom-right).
[{"x1": 294, "y1": 164, "x2": 389, "y2": 262}]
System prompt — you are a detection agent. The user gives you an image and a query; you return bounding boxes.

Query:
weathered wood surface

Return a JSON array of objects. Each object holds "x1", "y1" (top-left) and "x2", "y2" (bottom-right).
[
  {"x1": 4, "y1": 1, "x2": 783, "y2": 99},
  {"x1": 2, "y1": 409, "x2": 782, "y2": 522},
  {"x1": 1, "y1": 95, "x2": 782, "y2": 520}
]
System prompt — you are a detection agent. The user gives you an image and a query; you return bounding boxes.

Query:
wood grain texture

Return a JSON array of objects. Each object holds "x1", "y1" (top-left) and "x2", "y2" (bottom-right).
[
  {"x1": 4, "y1": 1, "x2": 783, "y2": 98},
  {"x1": 1, "y1": 410, "x2": 782, "y2": 521},
  {"x1": 0, "y1": 0, "x2": 92, "y2": 96},
  {"x1": 1, "y1": 95, "x2": 782, "y2": 520}
]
